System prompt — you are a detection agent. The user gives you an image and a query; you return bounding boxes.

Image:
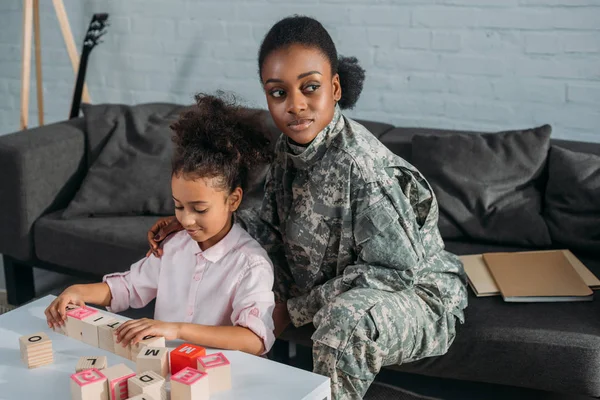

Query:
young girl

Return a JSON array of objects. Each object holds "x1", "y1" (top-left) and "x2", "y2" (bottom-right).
[
  {"x1": 45, "y1": 94, "x2": 276, "y2": 356},
  {"x1": 149, "y1": 16, "x2": 468, "y2": 400}
]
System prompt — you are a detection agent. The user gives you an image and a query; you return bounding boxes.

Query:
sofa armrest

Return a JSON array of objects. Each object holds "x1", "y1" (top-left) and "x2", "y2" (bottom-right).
[{"x1": 0, "y1": 118, "x2": 87, "y2": 261}]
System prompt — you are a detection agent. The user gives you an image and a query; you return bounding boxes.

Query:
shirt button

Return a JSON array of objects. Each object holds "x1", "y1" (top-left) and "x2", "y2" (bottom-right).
[
  {"x1": 188, "y1": 307, "x2": 193, "y2": 316},
  {"x1": 194, "y1": 273, "x2": 201, "y2": 281}
]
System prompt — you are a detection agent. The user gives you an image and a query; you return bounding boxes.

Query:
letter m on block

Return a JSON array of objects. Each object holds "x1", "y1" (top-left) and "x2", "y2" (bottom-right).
[
  {"x1": 145, "y1": 349, "x2": 160, "y2": 357},
  {"x1": 179, "y1": 346, "x2": 197, "y2": 354}
]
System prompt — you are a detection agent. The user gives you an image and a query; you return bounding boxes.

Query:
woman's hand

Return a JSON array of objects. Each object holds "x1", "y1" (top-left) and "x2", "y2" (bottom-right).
[
  {"x1": 115, "y1": 318, "x2": 180, "y2": 346},
  {"x1": 146, "y1": 216, "x2": 183, "y2": 258},
  {"x1": 272, "y1": 301, "x2": 292, "y2": 338},
  {"x1": 44, "y1": 286, "x2": 86, "y2": 329}
]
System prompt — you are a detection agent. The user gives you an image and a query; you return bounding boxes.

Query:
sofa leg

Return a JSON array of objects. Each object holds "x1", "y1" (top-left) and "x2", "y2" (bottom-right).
[{"x1": 3, "y1": 255, "x2": 35, "y2": 306}]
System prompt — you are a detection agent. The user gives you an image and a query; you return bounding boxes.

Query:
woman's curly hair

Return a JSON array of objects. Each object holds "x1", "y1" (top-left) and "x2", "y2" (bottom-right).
[{"x1": 171, "y1": 92, "x2": 273, "y2": 192}]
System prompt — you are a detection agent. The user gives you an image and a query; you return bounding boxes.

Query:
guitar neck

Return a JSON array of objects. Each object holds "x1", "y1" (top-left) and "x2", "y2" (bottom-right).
[{"x1": 69, "y1": 49, "x2": 91, "y2": 119}]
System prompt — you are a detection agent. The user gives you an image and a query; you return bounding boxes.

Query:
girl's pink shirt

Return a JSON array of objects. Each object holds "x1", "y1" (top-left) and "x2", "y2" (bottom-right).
[{"x1": 103, "y1": 223, "x2": 276, "y2": 353}]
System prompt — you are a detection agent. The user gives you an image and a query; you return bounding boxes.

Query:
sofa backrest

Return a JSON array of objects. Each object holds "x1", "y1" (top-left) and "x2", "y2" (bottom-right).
[{"x1": 377, "y1": 127, "x2": 600, "y2": 163}]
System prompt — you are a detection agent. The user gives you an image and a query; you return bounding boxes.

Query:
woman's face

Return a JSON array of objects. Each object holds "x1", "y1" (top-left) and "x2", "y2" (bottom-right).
[{"x1": 261, "y1": 44, "x2": 341, "y2": 145}]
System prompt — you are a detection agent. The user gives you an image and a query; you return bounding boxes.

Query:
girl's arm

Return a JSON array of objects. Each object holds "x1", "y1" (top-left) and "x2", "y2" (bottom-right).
[
  {"x1": 178, "y1": 324, "x2": 265, "y2": 355},
  {"x1": 44, "y1": 283, "x2": 111, "y2": 328},
  {"x1": 116, "y1": 257, "x2": 275, "y2": 356},
  {"x1": 73, "y1": 282, "x2": 112, "y2": 306},
  {"x1": 103, "y1": 252, "x2": 163, "y2": 313},
  {"x1": 115, "y1": 319, "x2": 265, "y2": 356}
]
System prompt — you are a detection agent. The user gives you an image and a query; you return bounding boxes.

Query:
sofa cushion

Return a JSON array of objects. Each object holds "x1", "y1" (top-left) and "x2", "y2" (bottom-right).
[
  {"x1": 281, "y1": 240, "x2": 600, "y2": 397},
  {"x1": 353, "y1": 119, "x2": 394, "y2": 139},
  {"x1": 411, "y1": 125, "x2": 552, "y2": 246},
  {"x1": 35, "y1": 210, "x2": 155, "y2": 276},
  {"x1": 82, "y1": 102, "x2": 187, "y2": 168},
  {"x1": 63, "y1": 103, "x2": 187, "y2": 218},
  {"x1": 545, "y1": 146, "x2": 600, "y2": 254}
]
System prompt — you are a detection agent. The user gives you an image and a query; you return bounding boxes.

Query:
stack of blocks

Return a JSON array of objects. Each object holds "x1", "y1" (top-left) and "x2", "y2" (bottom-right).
[
  {"x1": 19, "y1": 332, "x2": 53, "y2": 369},
  {"x1": 21, "y1": 303, "x2": 234, "y2": 399}
]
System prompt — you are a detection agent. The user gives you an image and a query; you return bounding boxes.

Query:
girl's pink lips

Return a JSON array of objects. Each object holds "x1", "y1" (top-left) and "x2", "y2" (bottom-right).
[
  {"x1": 287, "y1": 119, "x2": 314, "y2": 132},
  {"x1": 186, "y1": 229, "x2": 200, "y2": 235}
]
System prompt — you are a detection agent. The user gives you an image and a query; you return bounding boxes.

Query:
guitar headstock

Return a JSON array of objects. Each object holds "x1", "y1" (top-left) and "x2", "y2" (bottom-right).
[{"x1": 82, "y1": 13, "x2": 109, "y2": 53}]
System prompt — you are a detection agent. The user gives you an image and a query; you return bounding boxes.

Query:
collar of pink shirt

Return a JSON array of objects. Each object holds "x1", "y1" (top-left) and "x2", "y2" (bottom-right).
[{"x1": 187, "y1": 223, "x2": 244, "y2": 263}]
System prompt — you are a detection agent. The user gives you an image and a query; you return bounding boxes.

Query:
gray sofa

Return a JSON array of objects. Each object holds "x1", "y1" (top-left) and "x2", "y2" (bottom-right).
[{"x1": 1, "y1": 107, "x2": 599, "y2": 398}]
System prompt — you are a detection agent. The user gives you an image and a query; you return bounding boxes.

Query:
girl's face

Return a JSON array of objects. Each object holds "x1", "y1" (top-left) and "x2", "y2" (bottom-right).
[
  {"x1": 261, "y1": 44, "x2": 341, "y2": 145},
  {"x1": 171, "y1": 173, "x2": 242, "y2": 250}
]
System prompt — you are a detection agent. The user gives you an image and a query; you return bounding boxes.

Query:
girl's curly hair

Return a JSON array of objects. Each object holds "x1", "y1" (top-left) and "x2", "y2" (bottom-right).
[{"x1": 171, "y1": 92, "x2": 273, "y2": 192}]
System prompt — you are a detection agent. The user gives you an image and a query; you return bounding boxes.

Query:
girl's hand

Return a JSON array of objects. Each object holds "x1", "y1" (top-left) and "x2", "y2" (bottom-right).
[
  {"x1": 115, "y1": 318, "x2": 180, "y2": 346},
  {"x1": 146, "y1": 216, "x2": 183, "y2": 258},
  {"x1": 44, "y1": 286, "x2": 86, "y2": 329}
]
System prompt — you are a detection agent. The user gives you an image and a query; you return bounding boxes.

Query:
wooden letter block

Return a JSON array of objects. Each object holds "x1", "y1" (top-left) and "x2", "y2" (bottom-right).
[
  {"x1": 70, "y1": 368, "x2": 108, "y2": 400},
  {"x1": 169, "y1": 343, "x2": 205, "y2": 375},
  {"x1": 136, "y1": 347, "x2": 169, "y2": 377},
  {"x1": 98, "y1": 321, "x2": 123, "y2": 353},
  {"x1": 66, "y1": 307, "x2": 99, "y2": 342},
  {"x1": 114, "y1": 341, "x2": 131, "y2": 360},
  {"x1": 197, "y1": 352, "x2": 231, "y2": 393},
  {"x1": 102, "y1": 363, "x2": 136, "y2": 400},
  {"x1": 130, "y1": 335, "x2": 165, "y2": 362},
  {"x1": 54, "y1": 304, "x2": 81, "y2": 336},
  {"x1": 19, "y1": 332, "x2": 53, "y2": 368},
  {"x1": 76, "y1": 356, "x2": 107, "y2": 372},
  {"x1": 125, "y1": 395, "x2": 156, "y2": 400},
  {"x1": 171, "y1": 367, "x2": 210, "y2": 400},
  {"x1": 127, "y1": 371, "x2": 166, "y2": 400},
  {"x1": 81, "y1": 314, "x2": 115, "y2": 347}
]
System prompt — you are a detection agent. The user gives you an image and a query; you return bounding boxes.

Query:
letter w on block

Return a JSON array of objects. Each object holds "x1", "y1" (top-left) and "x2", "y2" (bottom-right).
[{"x1": 170, "y1": 343, "x2": 206, "y2": 375}]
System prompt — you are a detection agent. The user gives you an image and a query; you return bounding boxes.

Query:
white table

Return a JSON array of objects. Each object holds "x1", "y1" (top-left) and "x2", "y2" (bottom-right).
[{"x1": 0, "y1": 295, "x2": 330, "y2": 400}]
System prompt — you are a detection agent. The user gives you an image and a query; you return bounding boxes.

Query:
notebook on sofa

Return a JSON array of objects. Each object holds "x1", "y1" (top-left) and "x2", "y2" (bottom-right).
[{"x1": 462, "y1": 250, "x2": 599, "y2": 301}]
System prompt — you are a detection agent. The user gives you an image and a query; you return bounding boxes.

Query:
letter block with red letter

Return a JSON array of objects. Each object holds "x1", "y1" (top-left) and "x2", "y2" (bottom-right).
[
  {"x1": 102, "y1": 363, "x2": 135, "y2": 400},
  {"x1": 169, "y1": 343, "x2": 206, "y2": 375},
  {"x1": 197, "y1": 352, "x2": 231, "y2": 393},
  {"x1": 70, "y1": 368, "x2": 108, "y2": 400},
  {"x1": 65, "y1": 307, "x2": 98, "y2": 342},
  {"x1": 171, "y1": 367, "x2": 209, "y2": 400}
]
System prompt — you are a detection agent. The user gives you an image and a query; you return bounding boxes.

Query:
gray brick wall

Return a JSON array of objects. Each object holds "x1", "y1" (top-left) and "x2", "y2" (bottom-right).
[
  {"x1": 0, "y1": 1, "x2": 598, "y2": 290},
  {"x1": 1, "y1": 1, "x2": 599, "y2": 141}
]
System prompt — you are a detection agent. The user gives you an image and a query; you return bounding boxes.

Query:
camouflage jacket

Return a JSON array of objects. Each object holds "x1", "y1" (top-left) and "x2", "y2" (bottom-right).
[{"x1": 247, "y1": 106, "x2": 468, "y2": 327}]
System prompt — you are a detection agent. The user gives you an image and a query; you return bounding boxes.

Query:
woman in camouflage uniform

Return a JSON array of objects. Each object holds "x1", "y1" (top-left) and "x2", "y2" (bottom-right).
[{"x1": 149, "y1": 16, "x2": 468, "y2": 400}]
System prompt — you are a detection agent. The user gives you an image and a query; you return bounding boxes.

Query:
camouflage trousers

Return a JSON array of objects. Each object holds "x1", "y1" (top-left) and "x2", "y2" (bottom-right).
[{"x1": 311, "y1": 288, "x2": 457, "y2": 400}]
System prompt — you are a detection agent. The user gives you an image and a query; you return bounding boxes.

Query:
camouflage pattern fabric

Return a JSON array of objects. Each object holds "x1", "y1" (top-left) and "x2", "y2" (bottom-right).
[{"x1": 238, "y1": 105, "x2": 468, "y2": 399}]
